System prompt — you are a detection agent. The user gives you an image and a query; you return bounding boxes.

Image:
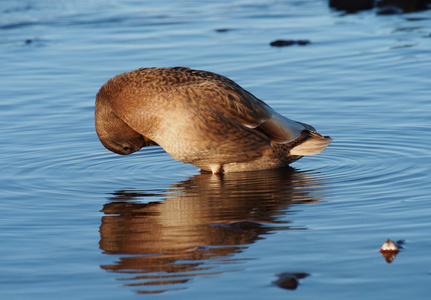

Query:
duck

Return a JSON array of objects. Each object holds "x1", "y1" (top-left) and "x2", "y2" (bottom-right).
[{"x1": 95, "y1": 67, "x2": 331, "y2": 173}]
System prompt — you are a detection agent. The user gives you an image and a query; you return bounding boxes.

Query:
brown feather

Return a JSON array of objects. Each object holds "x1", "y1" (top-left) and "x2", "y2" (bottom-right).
[{"x1": 95, "y1": 67, "x2": 331, "y2": 172}]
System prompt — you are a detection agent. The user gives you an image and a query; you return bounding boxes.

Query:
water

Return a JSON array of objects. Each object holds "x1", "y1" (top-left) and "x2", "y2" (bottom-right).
[{"x1": 1, "y1": 0, "x2": 430, "y2": 299}]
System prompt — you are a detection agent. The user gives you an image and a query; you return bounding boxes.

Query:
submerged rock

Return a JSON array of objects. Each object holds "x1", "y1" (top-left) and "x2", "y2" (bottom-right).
[
  {"x1": 272, "y1": 272, "x2": 309, "y2": 290},
  {"x1": 215, "y1": 28, "x2": 230, "y2": 33},
  {"x1": 270, "y1": 40, "x2": 311, "y2": 47}
]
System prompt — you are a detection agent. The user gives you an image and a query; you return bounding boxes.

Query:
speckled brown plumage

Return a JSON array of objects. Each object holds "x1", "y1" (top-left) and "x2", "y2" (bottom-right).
[{"x1": 95, "y1": 67, "x2": 331, "y2": 173}]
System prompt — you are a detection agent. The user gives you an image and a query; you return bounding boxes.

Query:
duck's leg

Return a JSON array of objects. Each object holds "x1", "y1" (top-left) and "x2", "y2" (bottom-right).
[{"x1": 211, "y1": 164, "x2": 223, "y2": 174}]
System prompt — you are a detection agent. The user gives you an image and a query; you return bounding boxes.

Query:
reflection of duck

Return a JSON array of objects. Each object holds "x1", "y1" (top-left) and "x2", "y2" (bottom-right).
[
  {"x1": 95, "y1": 67, "x2": 331, "y2": 173},
  {"x1": 99, "y1": 169, "x2": 327, "y2": 294}
]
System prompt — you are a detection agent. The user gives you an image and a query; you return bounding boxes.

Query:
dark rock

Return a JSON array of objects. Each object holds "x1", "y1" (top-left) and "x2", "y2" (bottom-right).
[
  {"x1": 395, "y1": 239, "x2": 405, "y2": 249},
  {"x1": 329, "y1": 0, "x2": 374, "y2": 13},
  {"x1": 329, "y1": 0, "x2": 431, "y2": 14},
  {"x1": 215, "y1": 28, "x2": 230, "y2": 33},
  {"x1": 270, "y1": 40, "x2": 311, "y2": 47},
  {"x1": 272, "y1": 272, "x2": 310, "y2": 290}
]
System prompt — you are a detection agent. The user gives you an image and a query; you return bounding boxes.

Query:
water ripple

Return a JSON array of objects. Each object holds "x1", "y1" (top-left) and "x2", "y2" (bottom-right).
[{"x1": 317, "y1": 128, "x2": 430, "y2": 198}]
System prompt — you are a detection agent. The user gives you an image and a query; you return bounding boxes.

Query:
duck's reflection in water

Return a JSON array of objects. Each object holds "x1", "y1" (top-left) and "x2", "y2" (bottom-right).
[{"x1": 99, "y1": 168, "x2": 327, "y2": 294}]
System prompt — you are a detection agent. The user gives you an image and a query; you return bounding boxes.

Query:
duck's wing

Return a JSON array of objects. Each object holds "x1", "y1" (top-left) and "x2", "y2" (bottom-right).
[
  {"x1": 169, "y1": 67, "x2": 270, "y2": 127},
  {"x1": 181, "y1": 68, "x2": 333, "y2": 153},
  {"x1": 173, "y1": 68, "x2": 309, "y2": 144}
]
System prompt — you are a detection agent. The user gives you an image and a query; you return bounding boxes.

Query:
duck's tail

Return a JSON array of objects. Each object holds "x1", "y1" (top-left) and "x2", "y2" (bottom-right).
[{"x1": 290, "y1": 131, "x2": 332, "y2": 156}]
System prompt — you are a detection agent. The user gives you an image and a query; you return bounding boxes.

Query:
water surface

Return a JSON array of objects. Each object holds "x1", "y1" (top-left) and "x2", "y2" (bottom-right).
[{"x1": 1, "y1": 0, "x2": 430, "y2": 299}]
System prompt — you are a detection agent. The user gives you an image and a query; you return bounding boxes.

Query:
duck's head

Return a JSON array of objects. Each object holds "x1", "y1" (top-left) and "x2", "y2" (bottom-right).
[
  {"x1": 95, "y1": 94, "x2": 156, "y2": 155},
  {"x1": 95, "y1": 116, "x2": 144, "y2": 155}
]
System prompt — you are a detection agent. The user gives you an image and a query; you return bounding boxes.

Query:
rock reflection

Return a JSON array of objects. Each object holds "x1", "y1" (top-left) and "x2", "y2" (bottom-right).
[{"x1": 99, "y1": 168, "x2": 327, "y2": 294}]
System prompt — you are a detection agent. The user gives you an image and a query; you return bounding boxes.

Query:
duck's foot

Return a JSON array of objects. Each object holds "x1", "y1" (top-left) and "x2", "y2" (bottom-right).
[{"x1": 210, "y1": 164, "x2": 223, "y2": 175}]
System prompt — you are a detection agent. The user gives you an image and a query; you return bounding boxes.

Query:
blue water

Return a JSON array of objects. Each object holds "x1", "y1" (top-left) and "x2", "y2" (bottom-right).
[{"x1": 1, "y1": 0, "x2": 431, "y2": 299}]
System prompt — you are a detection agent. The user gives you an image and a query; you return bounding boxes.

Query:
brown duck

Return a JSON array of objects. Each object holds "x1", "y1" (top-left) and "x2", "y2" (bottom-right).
[{"x1": 95, "y1": 67, "x2": 331, "y2": 173}]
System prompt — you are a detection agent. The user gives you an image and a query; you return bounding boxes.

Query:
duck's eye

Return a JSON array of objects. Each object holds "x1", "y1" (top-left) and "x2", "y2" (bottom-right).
[{"x1": 123, "y1": 146, "x2": 131, "y2": 152}]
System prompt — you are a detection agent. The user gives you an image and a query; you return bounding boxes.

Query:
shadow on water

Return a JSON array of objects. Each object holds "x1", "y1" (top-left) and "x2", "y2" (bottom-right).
[{"x1": 98, "y1": 168, "x2": 328, "y2": 294}]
